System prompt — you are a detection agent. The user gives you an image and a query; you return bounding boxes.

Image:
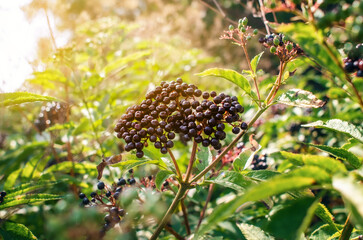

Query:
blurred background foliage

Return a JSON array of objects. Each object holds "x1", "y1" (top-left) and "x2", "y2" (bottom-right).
[{"x1": 0, "y1": 0, "x2": 362, "y2": 239}]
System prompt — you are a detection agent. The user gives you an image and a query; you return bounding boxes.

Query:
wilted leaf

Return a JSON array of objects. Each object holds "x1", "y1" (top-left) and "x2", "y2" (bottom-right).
[{"x1": 277, "y1": 89, "x2": 325, "y2": 108}]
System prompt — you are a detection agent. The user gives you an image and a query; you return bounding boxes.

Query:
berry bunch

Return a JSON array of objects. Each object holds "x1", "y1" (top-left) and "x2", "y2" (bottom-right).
[
  {"x1": 0, "y1": 191, "x2": 6, "y2": 204},
  {"x1": 220, "y1": 17, "x2": 258, "y2": 43},
  {"x1": 114, "y1": 78, "x2": 246, "y2": 158},
  {"x1": 251, "y1": 154, "x2": 268, "y2": 170},
  {"x1": 343, "y1": 43, "x2": 363, "y2": 77},
  {"x1": 34, "y1": 102, "x2": 68, "y2": 132},
  {"x1": 259, "y1": 33, "x2": 303, "y2": 62}
]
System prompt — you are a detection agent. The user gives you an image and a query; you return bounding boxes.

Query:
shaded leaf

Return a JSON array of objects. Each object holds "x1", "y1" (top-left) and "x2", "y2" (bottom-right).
[
  {"x1": 310, "y1": 224, "x2": 343, "y2": 240},
  {"x1": 237, "y1": 223, "x2": 275, "y2": 240},
  {"x1": 302, "y1": 119, "x2": 363, "y2": 143},
  {"x1": 0, "y1": 221, "x2": 37, "y2": 240},
  {"x1": 245, "y1": 170, "x2": 280, "y2": 181},
  {"x1": 6, "y1": 180, "x2": 65, "y2": 198},
  {"x1": 155, "y1": 170, "x2": 173, "y2": 191},
  {"x1": 277, "y1": 89, "x2": 325, "y2": 108},
  {"x1": 0, "y1": 92, "x2": 58, "y2": 107},
  {"x1": 196, "y1": 68, "x2": 251, "y2": 95},
  {"x1": 308, "y1": 144, "x2": 362, "y2": 169},
  {"x1": 315, "y1": 203, "x2": 339, "y2": 232},
  {"x1": 233, "y1": 144, "x2": 261, "y2": 171}
]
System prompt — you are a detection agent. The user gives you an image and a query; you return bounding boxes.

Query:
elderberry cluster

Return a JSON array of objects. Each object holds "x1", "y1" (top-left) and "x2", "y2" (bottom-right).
[
  {"x1": 34, "y1": 102, "x2": 68, "y2": 132},
  {"x1": 259, "y1": 33, "x2": 303, "y2": 62},
  {"x1": 0, "y1": 191, "x2": 6, "y2": 204},
  {"x1": 251, "y1": 154, "x2": 268, "y2": 170},
  {"x1": 343, "y1": 43, "x2": 363, "y2": 77},
  {"x1": 114, "y1": 78, "x2": 245, "y2": 158}
]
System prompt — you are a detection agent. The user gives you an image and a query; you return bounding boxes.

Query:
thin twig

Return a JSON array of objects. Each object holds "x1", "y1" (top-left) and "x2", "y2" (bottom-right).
[
  {"x1": 168, "y1": 149, "x2": 182, "y2": 180},
  {"x1": 43, "y1": 8, "x2": 57, "y2": 49},
  {"x1": 198, "y1": 0, "x2": 237, "y2": 24},
  {"x1": 181, "y1": 200, "x2": 191, "y2": 235},
  {"x1": 184, "y1": 141, "x2": 198, "y2": 183},
  {"x1": 212, "y1": 0, "x2": 226, "y2": 17},
  {"x1": 257, "y1": 0, "x2": 271, "y2": 34},
  {"x1": 165, "y1": 225, "x2": 185, "y2": 240},
  {"x1": 196, "y1": 183, "x2": 214, "y2": 230}
]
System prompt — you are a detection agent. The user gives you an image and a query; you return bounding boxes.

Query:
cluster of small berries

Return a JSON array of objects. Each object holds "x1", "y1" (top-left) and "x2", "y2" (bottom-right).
[
  {"x1": 220, "y1": 17, "x2": 258, "y2": 42},
  {"x1": 34, "y1": 102, "x2": 68, "y2": 132},
  {"x1": 0, "y1": 191, "x2": 7, "y2": 204},
  {"x1": 259, "y1": 33, "x2": 303, "y2": 62},
  {"x1": 343, "y1": 44, "x2": 363, "y2": 77},
  {"x1": 114, "y1": 78, "x2": 247, "y2": 158},
  {"x1": 251, "y1": 154, "x2": 268, "y2": 170},
  {"x1": 79, "y1": 169, "x2": 163, "y2": 237}
]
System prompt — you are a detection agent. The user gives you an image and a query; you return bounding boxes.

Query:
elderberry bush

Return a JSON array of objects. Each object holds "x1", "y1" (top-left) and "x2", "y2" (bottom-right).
[
  {"x1": 343, "y1": 43, "x2": 363, "y2": 77},
  {"x1": 114, "y1": 78, "x2": 245, "y2": 158}
]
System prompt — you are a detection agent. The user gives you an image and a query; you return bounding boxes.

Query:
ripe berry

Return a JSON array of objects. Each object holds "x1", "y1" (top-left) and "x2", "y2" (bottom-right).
[
  {"x1": 106, "y1": 191, "x2": 112, "y2": 197},
  {"x1": 240, "y1": 122, "x2": 248, "y2": 130},
  {"x1": 110, "y1": 207, "x2": 119, "y2": 216},
  {"x1": 118, "y1": 178, "x2": 127, "y2": 186},
  {"x1": 136, "y1": 151, "x2": 144, "y2": 158},
  {"x1": 79, "y1": 193, "x2": 86, "y2": 199},
  {"x1": 82, "y1": 197, "x2": 90, "y2": 205},
  {"x1": 357, "y1": 70, "x2": 363, "y2": 77},
  {"x1": 90, "y1": 192, "x2": 97, "y2": 198},
  {"x1": 97, "y1": 182, "x2": 105, "y2": 190},
  {"x1": 344, "y1": 62, "x2": 355, "y2": 73},
  {"x1": 129, "y1": 178, "x2": 136, "y2": 185},
  {"x1": 0, "y1": 191, "x2": 6, "y2": 197},
  {"x1": 113, "y1": 192, "x2": 120, "y2": 199},
  {"x1": 232, "y1": 127, "x2": 240, "y2": 134}
]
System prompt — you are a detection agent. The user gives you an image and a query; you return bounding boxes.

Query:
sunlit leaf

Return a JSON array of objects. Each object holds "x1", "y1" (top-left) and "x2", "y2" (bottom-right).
[
  {"x1": 0, "y1": 221, "x2": 37, "y2": 240},
  {"x1": 113, "y1": 159, "x2": 159, "y2": 172},
  {"x1": 250, "y1": 52, "x2": 264, "y2": 74},
  {"x1": 0, "y1": 194, "x2": 61, "y2": 210},
  {"x1": 0, "y1": 92, "x2": 59, "y2": 107},
  {"x1": 302, "y1": 119, "x2": 363, "y2": 143},
  {"x1": 196, "y1": 68, "x2": 251, "y2": 95},
  {"x1": 277, "y1": 89, "x2": 325, "y2": 108},
  {"x1": 237, "y1": 223, "x2": 274, "y2": 240}
]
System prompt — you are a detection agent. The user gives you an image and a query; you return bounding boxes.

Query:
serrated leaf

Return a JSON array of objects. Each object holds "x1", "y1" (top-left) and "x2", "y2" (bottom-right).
[
  {"x1": 6, "y1": 180, "x2": 65, "y2": 198},
  {"x1": 310, "y1": 224, "x2": 343, "y2": 240},
  {"x1": 204, "y1": 171, "x2": 251, "y2": 192},
  {"x1": 196, "y1": 147, "x2": 212, "y2": 173},
  {"x1": 0, "y1": 92, "x2": 59, "y2": 107},
  {"x1": 113, "y1": 159, "x2": 159, "y2": 172},
  {"x1": 0, "y1": 221, "x2": 37, "y2": 240},
  {"x1": 308, "y1": 144, "x2": 362, "y2": 169},
  {"x1": 196, "y1": 68, "x2": 251, "y2": 95},
  {"x1": 237, "y1": 223, "x2": 275, "y2": 240},
  {"x1": 315, "y1": 203, "x2": 339, "y2": 231},
  {"x1": 277, "y1": 89, "x2": 325, "y2": 108},
  {"x1": 44, "y1": 162, "x2": 98, "y2": 176},
  {"x1": 277, "y1": 23, "x2": 346, "y2": 82},
  {"x1": 160, "y1": 157, "x2": 176, "y2": 174},
  {"x1": 0, "y1": 194, "x2": 61, "y2": 210},
  {"x1": 333, "y1": 175, "x2": 363, "y2": 228},
  {"x1": 302, "y1": 119, "x2": 363, "y2": 143},
  {"x1": 233, "y1": 144, "x2": 261, "y2": 171},
  {"x1": 342, "y1": 138, "x2": 361, "y2": 150},
  {"x1": 155, "y1": 170, "x2": 173, "y2": 191},
  {"x1": 245, "y1": 170, "x2": 280, "y2": 181},
  {"x1": 250, "y1": 52, "x2": 264, "y2": 74}
]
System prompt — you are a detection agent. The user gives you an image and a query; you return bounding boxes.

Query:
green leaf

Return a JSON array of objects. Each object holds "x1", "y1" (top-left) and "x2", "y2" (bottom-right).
[
  {"x1": 333, "y1": 175, "x2": 363, "y2": 228},
  {"x1": 277, "y1": 23, "x2": 346, "y2": 82},
  {"x1": 155, "y1": 170, "x2": 173, "y2": 191},
  {"x1": 0, "y1": 92, "x2": 59, "y2": 107},
  {"x1": 160, "y1": 157, "x2": 176, "y2": 174},
  {"x1": 233, "y1": 144, "x2": 261, "y2": 171},
  {"x1": 113, "y1": 159, "x2": 159, "y2": 172},
  {"x1": 245, "y1": 170, "x2": 280, "y2": 181},
  {"x1": 44, "y1": 162, "x2": 98, "y2": 176},
  {"x1": 308, "y1": 144, "x2": 362, "y2": 169},
  {"x1": 205, "y1": 171, "x2": 252, "y2": 192},
  {"x1": 102, "y1": 50, "x2": 152, "y2": 74},
  {"x1": 6, "y1": 180, "x2": 65, "y2": 198},
  {"x1": 0, "y1": 194, "x2": 61, "y2": 210},
  {"x1": 196, "y1": 147, "x2": 212, "y2": 173},
  {"x1": 302, "y1": 119, "x2": 363, "y2": 143},
  {"x1": 237, "y1": 223, "x2": 275, "y2": 240},
  {"x1": 342, "y1": 138, "x2": 361, "y2": 150},
  {"x1": 310, "y1": 224, "x2": 343, "y2": 240},
  {"x1": 250, "y1": 52, "x2": 264, "y2": 74},
  {"x1": 266, "y1": 197, "x2": 317, "y2": 240},
  {"x1": 277, "y1": 89, "x2": 325, "y2": 108},
  {"x1": 196, "y1": 68, "x2": 251, "y2": 95},
  {"x1": 315, "y1": 203, "x2": 339, "y2": 231},
  {"x1": 0, "y1": 221, "x2": 37, "y2": 240}
]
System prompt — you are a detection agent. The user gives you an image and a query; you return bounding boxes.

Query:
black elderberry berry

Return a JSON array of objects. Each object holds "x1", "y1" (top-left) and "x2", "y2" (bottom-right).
[
  {"x1": 202, "y1": 139, "x2": 210, "y2": 147},
  {"x1": 166, "y1": 140, "x2": 174, "y2": 148},
  {"x1": 90, "y1": 192, "x2": 97, "y2": 198},
  {"x1": 110, "y1": 207, "x2": 119, "y2": 216},
  {"x1": 160, "y1": 147, "x2": 168, "y2": 154},
  {"x1": 97, "y1": 182, "x2": 105, "y2": 190},
  {"x1": 82, "y1": 197, "x2": 90, "y2": 205},
  {"x1": 106, "y1": 191, "x2": 112, "y2": 197},
  {"x1": 202, "y1": 92, "x2": 210, "y2": 99},
  {"x1": 344, "y1": 62, "x2": 355, "y2": 73},
  {"x1": 240, "y1": 122, "x2": 248, "y2": 130},
  {"x1": 232, "y1": 127, "x2": 240, "y2": 134},
  {"x1": 215, "y1": 131, "x2": 226, "y2": 140},
  {"x1": 136, "y1": 151, "x2": 144, "y2": 158},
  {"x1": 194, "y1": 135, "x2": 203, "y2": 143},
  {"x1": 217, "y1": 123, "x2": 225, "y2": 131},
  {"x1": 129, "y1": 178, "x2": 136, "y2": 185},
  {"x1": 118, "y1": 178, "x2": 127, "y2": 186},
  {"x1": 119, "y1": 209, "x2": 126, "y2": 216},
  {"x1": 163, "y1": 181, "x2": 169, "y2": 187},
  {"x1": 1, "y1": 191, "x2": 6, "y2": 198},
  {"x1": 79, "y1": 193, "x2": 86, "y2": 199},
  {"x1": 113, "y1": 192, "x2": 120, "y2": 199},
  {"x1": 104, "y1": 214, "x2": 112, "y2": 224},
  {"x1": 167, "y1": 132, "x2": 175, "y2": 139},
  {"x1": 148, "y1": 175, "x2": 153, "y2": 180},
  {"x1": 91, "y1": 198, "x2": 96, "y2": 203},
  {"x1": 204, "y1": 126, "x2": 213, "y2": 135}
]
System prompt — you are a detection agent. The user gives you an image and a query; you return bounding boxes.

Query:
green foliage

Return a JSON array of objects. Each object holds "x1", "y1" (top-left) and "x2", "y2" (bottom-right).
[
  {"x1": 0, "y1": 92, "x2": 58, "y2": 107},
  {"x1": 277, "y1": 89, "x2": 326, "y2": 108},
  {"x1": 0, "y1": 221, "x2": 37, "y2": 240},
  {"x1": 237, "y1": 223, "x2": 274, "y2": 240}
]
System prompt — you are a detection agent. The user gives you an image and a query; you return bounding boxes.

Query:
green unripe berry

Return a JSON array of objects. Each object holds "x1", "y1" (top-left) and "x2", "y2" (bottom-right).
[
  {"x1": 229, "y1": 25, "x2": 234, "y2": 31},
  {"x1": 241, "y1": 27, "x2": 246, "y2": 33},
  {"x1": 282, "y1": 35, "x2": 287, "y2": 43},
  {"x1": 242, "y1": 17, "x2": 248, "y2": 26},
  {"x1": 238, "y1": 19, "x2": 243, "y2": 25},
  {"x1": 286, "y1": 43, "x2": 293, "y2": 51},
  {"x1": 270, "y1": 46, "x2": 277, "y2": 53},
  {"x1": 253, "y1": 29, "x2": 258, "y2": 35},
  {"x1": 273, "y1": 37, "x2": 280, "y2": 46},
  {"x1": 246, "y1": 36, "x2": 252, "y2": 40}
]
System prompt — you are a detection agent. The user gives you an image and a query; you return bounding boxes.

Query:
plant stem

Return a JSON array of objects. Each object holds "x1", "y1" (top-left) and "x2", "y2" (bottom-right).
[
  {"x1": 165, "y1": 225, "x2": 185, "y2": 240},
  {"x1": 257, "y1": 0, "x2": 271, "y2": 35},
  {"x1": 339, "y1": 213, "x2": 354, "y2": 240},
  {"x1": 181, "y1": 200, "x2": 191, "y2": 235},
  {"x1": 196, "y1": 183, "x2": 214, "y2": 230},
  {"x1": 266, "y1": 62, "x2": 287, "y2": 105},
  {"x1": 190, "y1": 107, "x2": 267, "y2": 183},
  {"x1": 184, "y1": 141, "x2": 198, "y2": 182},
  {"x1": 168, "y1": 149, "x2": 182, "y2": 180},
  {"x1": 150, "y1": 184, "x2": 188, "y2": 240}
]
